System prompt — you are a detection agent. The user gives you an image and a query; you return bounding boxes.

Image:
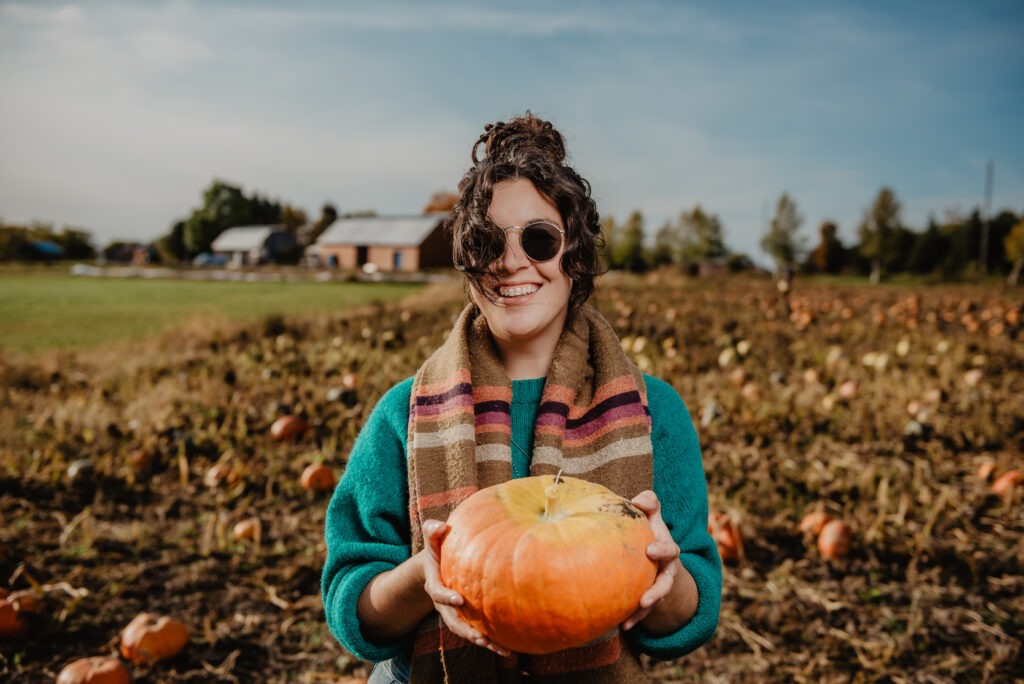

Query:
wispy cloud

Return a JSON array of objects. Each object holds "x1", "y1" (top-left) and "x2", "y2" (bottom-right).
[{"x1": 1, "y1": 2, "x2": 84, "y2": 24}]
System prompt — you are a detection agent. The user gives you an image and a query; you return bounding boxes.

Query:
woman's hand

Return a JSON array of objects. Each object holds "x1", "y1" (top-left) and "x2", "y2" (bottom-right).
[
  {"x1": 621, "y1": 490, "x2": 694, "y2": 633},
  {"x1": 420, "y1": 519, "x2": 511, "y2": 657}
]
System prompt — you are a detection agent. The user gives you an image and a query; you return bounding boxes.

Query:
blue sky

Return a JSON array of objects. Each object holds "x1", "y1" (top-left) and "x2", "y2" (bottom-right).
[{"x1": 1, "y1": 1, "x2": 1021, "y2": 262}]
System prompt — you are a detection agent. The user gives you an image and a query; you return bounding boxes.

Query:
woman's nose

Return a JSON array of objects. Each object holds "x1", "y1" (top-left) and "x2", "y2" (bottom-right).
[{"x1": 499, "y1": 228, "x2": 528, "y2": 271}]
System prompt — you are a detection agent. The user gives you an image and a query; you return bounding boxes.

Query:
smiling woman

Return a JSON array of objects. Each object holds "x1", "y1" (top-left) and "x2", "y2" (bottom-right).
[{"x1": 321, "y1": 113, "x2": 722, "y2": 684}]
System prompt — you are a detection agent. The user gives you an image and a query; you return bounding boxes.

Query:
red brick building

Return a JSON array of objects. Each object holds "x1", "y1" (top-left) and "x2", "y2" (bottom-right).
[{"x1": 312, "y1": 215, "x2": 452, "y2": 272}]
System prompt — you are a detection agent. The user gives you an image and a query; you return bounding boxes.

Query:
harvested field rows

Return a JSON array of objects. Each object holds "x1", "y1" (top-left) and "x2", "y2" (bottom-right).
[{"x1": 1, "y1": 273, "x2": 1021, "y2": 682}]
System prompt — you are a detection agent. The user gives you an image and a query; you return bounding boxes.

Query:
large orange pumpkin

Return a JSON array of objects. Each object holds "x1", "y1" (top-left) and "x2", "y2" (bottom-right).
[
  {"x1": 439, "y1": 474, "x2": 657, "y2": 654},
  {"x1": 119, "y1": 612, "x2": 189, "y2": 663}
]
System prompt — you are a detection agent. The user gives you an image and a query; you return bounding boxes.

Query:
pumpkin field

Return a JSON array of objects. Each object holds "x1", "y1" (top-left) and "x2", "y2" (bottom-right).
[{"x1": 1, "y1": 271, "x2": 1022, "y2": 682}]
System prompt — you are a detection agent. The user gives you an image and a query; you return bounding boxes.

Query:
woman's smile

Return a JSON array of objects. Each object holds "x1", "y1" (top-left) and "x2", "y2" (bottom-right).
[{"x1": 495, "y1": 282, "x2": 541, "y2": 300}]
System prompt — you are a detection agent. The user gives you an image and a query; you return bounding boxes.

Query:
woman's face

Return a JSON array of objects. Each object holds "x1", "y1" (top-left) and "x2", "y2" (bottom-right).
[{"x1": 472, "y1": 178, "x2": 572, "y2": 353}]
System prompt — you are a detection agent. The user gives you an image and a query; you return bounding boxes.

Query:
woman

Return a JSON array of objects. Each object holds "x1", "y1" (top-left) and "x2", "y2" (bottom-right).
[{"x1": 322, "y1": 113, "x2": 721, "y2": 683}]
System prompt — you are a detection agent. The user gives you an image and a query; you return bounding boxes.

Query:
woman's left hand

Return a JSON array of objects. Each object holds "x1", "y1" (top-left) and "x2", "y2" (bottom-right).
[{"x1": 621, "y1": 489, "x2": 683, "y2": 631}]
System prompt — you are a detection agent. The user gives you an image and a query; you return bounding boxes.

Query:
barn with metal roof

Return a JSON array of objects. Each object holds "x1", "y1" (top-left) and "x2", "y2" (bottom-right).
[
  {"x1": 312, "y1": 215, "x2": 452, "y2": 272},
  {"x1": 210, "y1": 225, "x2": 301, "y2": 266}
]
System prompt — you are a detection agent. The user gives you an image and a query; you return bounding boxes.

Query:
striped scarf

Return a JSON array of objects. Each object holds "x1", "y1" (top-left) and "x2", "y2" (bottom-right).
[{"x1": 407, "y1": 303, "x2": 654, "y2": 683}]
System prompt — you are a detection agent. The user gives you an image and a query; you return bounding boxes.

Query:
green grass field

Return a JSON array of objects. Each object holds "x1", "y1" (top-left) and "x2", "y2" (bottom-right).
[{"x1": 0, "y1": 272, "x2": 423, "y2": 354}]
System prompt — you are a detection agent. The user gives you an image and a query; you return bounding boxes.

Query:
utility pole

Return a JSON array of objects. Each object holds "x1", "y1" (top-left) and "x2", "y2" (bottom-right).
[{"x1": 981, "y1": 160, "x2": 994, "y2": 274}]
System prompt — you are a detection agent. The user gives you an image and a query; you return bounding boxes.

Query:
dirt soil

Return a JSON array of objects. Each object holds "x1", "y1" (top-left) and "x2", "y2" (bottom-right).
[{"x1": 1, "y1": 274, "x2": 1022, "y2": 682}]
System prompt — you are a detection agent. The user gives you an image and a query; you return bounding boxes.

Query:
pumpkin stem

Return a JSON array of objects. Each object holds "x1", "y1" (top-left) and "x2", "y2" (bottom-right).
[{"x1": 543, "y1": 471, "x2": 564, "y2": 519}]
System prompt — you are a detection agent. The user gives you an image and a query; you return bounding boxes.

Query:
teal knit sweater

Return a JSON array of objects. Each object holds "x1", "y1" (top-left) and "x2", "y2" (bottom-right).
[{"x1": 321, "y1": 374, "x2": 721, "y2": 663}]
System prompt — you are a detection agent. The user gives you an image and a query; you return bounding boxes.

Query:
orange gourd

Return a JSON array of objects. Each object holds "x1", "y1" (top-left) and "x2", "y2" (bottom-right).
[
  {"x1": 56, "y1": 656, "x2": 131, "y2": 684},
  {"x1": 0, "y1": 594, "x2": 25, "y2": 637},
  {"x1": 271, "y1": 415, "x2": 308, "y2": 442},
  {"x1": 119, "y1": 613, "x2": 189, "y2": 663},
  {"x1": 977, "y1": 461, "x2": 997, "y2": 482},
  {"x1": 799, "y1": 511, "x2": 833, "y2": 536},
  {"x1": 232, "y1": 516, "x2": 262, "y2": 542},
  {"x1": 439, "y1": 474, "x2": 656, "y2": 655},
  {"x1": 818, "y1": 519, "x2": 852, "y2": 560},
  {"x1": 301, "y1": 463, "x2": 336, "y2": 491},
  {"x1": 709, "y1": 512, "x2": 743, "y2": 563},
  {"x1": 992, "y1": 469, "x2": 1023, "y2": 496}
]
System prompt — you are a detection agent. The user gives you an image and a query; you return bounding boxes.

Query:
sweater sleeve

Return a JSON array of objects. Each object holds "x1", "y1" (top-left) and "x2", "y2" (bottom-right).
[
  {"x1": 321, "y1": 376, "x2": 415, "y2": 662},
  {"x1": 626, "y1": 374, "x2": 722, "y2": 659}
]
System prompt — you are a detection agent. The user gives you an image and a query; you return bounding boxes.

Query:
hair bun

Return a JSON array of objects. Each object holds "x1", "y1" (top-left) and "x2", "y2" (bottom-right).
[{"x1": 472, "y1": 111, "x2": 566, "y2": 165}]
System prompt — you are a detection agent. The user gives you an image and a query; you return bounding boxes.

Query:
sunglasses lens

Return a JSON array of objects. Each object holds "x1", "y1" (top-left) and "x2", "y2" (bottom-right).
[{"x1": 520, "y1": 222, "x2": 562, "y2": 262}]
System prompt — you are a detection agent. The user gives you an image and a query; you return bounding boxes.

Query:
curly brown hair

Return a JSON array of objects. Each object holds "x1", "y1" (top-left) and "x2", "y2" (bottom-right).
[{"x1": 448, "y1": 112, "x2": 605, "y2": 312}]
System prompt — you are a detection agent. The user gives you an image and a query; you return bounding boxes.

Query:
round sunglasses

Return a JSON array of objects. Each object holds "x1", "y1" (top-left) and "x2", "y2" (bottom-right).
[{"x1": 467, "y1": 220, "x2": 566, "y2": 267}]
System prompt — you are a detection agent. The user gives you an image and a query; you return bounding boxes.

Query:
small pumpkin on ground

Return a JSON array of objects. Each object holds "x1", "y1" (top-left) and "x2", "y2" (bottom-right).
[
  {"x1": 301, "y1": 463, "x2": 336, "y2": 491},
  {"x1": 992, "y1": 469, "x2": 1023, "y2": 496},
  {"x1": 56, "y1": 656, "x2": 131, "y2": 684},
  {"x1": 818, "y1": 519, "x2": 852, "y2": 560},
  {"x1": 0, "y1": 592, "x2": 26, "y2": 637},
  {"x1": 439, "y1": 474, "x2": 656, "y2": 655},
  {"x1": 709, "y1": 511, "x2": 744, "y2": 563},
  {"x1": 119, "y1": 613, "x2": 189, "y2": 664},
  {"x1": 799, "y1": 510, "x2": 833, "y2": 536},
  {"x1": 270, "y1": 415, "x2": 308, "y2": 442}
]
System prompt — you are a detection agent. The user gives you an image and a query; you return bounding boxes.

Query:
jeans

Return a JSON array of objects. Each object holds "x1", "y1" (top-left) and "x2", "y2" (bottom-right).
[{"x1": 368, "y1": 653, "x2": 411, "y2": 684}]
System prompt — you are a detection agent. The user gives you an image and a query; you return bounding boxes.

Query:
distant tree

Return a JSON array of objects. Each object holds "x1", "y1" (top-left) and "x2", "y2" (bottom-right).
[
  {"x1": 423, "y1": 191, "x2": 459, "y2": 214},
  {"x1": 887, "y1": 225, "x2": 917, "y2": 274},
  {"x1": 103, "y1": 241, "x2": 134, "y2": 263},
  {"x1": 279, "y1": 204, "x2": 308, "y2": 236},
  {"x1": 988, "y1": 210, "x2": 1019, "y2": 275},
  {"x1": 858, "y1": 187, "x2": 902, "y2": 283},
  {"x1": 600, "y1": 215, "x2": 620, "y2": 268},
  {"x1": 649, "y1": 220, "x2": 680, "y2": 267},
  {"x1": 678, "y1": 205, "x2": 727, "y2": 263},
  {"x1": 806, "y1": 221, "x2": 846, "y2": 274},
  {"x1": 250, "y1": 193, "x2": 283, "y2": 225},
  {"x1": 52, "y1": 227, "x2": 96, "y2": 260},
  {"x1": 303, "y1": 203, "x2": 338, "y2": 247},
  {"x1": 0, "y1": 222, "x2": 95, "y2": 261},
  {"x1": 725, "y1": 253, "x2": 756, "y2": 272},
  {"x1": 1005, "y1": 218, "x2": 1024, "y2": 286},
  {"x1": 156, "y1": 220, "x2": 187, "y2": 264},
  {"x1": 760, "y1": 192, "x2": 805, "y2": 276},
  {"x1": 610, "y1": 210, "x2": 647, "y2": 272},
  {"x1": 906, "y1": 217, "x2": 948, "y2": 275},
  {"x1": 0, "y1": 224, "x2": 33, "y2": 261},
  {"x1": 181, "y1": 180, "x2": 285, "y2": 256},
  {"x1": 936, "y1": 210, "x2": 981, "y2": 277}
]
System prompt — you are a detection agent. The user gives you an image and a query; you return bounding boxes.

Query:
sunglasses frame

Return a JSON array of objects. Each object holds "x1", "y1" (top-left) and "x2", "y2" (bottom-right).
[{"x1": 488, "y1": 220, "x2": 566, "y2": 264}]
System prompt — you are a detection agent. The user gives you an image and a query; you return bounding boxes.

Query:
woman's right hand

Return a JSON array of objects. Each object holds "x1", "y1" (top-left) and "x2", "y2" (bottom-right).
[{"x1": 420, "y1": 519, "x2": 510, "y2": 657}]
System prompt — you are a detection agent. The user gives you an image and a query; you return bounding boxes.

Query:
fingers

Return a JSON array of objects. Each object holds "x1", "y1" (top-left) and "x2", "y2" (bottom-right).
[
  {"x1": 621, "y1": 605, "x2": 652, "y2": 631},
  {"x1": 419, "y1": 519, "x2": 510, "y2": 657},
  {"x1": 621, "y1": 564, "x2": 674, "y2": 631},
  {"x1": 632, "y1": 491, "x2": 671, "y2": 539},
  {"x1": 646, "y1": 538, "x2": 681, "y2": 561},
  {"x1": 631, "y1": 489, "x2": 659, "y2": 515},
  {"x1": 422, "y1": 519, "x2": 448, "y2": 555},
  {"x1": 639, "y1": 563, "x2": 677, "y2": 608},
  {"x1": 434, "y1": 602, "x2": 511, "y2": 657}
]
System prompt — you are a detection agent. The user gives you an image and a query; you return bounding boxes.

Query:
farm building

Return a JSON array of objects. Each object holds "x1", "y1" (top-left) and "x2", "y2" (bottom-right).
[
  {"x1": 312, "y1": 215, "x2": 452, "y2": 272},
  {"x1": 210, "y1": 225, "x2": 301, "y2": 266}
]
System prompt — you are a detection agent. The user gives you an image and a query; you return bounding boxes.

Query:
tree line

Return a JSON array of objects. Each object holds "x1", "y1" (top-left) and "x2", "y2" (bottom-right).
[
  {"x1": 3, "y1": 180, "x2": 1022, "y2": 284},
  {"x1": 603, "y1": 187, "x2": 1024, "y2": 284}
]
